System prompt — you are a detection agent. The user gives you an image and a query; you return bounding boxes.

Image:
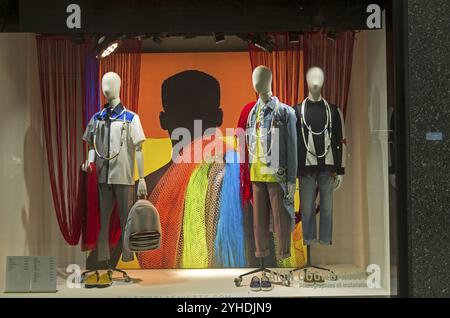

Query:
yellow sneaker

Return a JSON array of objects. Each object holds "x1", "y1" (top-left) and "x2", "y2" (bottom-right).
[
  {"x1": 97, "y1": 270, "x2": 113, "y2": 288},
  {"x1": 84, "y1": 272, "x2": 99, "y2": 289}
]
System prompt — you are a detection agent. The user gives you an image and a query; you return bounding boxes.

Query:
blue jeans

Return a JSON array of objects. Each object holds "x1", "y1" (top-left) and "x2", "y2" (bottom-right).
[{"x1": 300, "y1": 172, "x2": 334, "y2": 245}]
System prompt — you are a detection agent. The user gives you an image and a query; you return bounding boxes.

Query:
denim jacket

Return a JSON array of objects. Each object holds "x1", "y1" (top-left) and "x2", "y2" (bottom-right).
[{"x1": 246, "y1": 96, "x2": 298, "y2": 230}]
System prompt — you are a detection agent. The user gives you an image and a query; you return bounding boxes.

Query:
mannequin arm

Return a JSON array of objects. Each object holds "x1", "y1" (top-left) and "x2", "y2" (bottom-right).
[
  {"x1": 136, "y1": 143, "x2": 148, "y2": 198},
  {"x1": 333, "y1": 108, "x2": 346, "y2": 191},
  {"x1": 334, "y1": 175, "x2": 344, "y2": 191},
  {"x1": 286, "y1": 108, "x2": 298, "y2": 200},
  {"x1": 335, "y1": 108, "x2": 346, "y2": 175},
  {"x1": 82, "y1": 147, "x2": 95, "y2": 172}
]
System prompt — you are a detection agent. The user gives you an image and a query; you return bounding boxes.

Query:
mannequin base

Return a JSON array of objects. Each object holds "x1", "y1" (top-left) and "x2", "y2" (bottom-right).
[
  {"x1": 234, "y1": 258, "x2": 291, "y2": 287},
  {"x1": 289, "y1": 246, "x2": 338, "y2": 281}
]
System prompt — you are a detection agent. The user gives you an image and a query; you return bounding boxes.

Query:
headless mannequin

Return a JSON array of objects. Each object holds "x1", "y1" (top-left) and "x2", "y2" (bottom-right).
[
  {"x1": 252, "y1": 66, "x2": 296, "y2": 198},
  {"x1": 83, "y1": 72, "x2": 147, "y2": 197},
  {"x1": 306, "y1": 67, "x2": 343, "y2": 189}
]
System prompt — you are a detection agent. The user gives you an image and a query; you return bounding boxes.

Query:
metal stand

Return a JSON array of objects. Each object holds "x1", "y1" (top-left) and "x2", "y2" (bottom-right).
[
  {"x1": 290, "y1": 246, "x2": 338, "y2": 281},
  {"x1": 234, "y1": 258, "x2": 291, "y2": 287},
  {"x1": 108, "y1": 267, "x2": 132, "y2": 283}
]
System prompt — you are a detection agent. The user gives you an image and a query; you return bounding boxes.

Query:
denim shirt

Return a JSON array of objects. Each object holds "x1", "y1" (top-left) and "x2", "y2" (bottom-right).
[{"x1": 246, "y1": 96, "x2": 298, "y2": 230}]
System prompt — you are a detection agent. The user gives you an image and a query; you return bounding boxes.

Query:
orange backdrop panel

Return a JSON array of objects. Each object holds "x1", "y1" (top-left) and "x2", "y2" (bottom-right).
[{"x1": 138, "y1": 52, "x2": 256, "y2": 138}]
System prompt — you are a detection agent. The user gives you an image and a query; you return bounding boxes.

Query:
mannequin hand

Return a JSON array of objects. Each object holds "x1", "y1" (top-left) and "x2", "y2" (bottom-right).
[
  {"x1": 82, "y1": 160, "x2": 93, "y2": 173},
  {"x1": 137, "y1": 178, "x2": 148, "y2": 199},
  {"x1": 334, "y1": 175, "x2": 343, "y2": 191},
  {"x1": 286, "y1": 182, "x2": 297, "y2": 201}
]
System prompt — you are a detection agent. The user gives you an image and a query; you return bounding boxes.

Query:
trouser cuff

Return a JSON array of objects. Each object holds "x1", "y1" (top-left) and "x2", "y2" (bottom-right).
[
  {"x1": 319, "y1": 240, "x2": 332, "y2": 246},
  {"x1": 303, "y1": 239, "x2": 318, "y2": 246},
  {"x1": 255, "y1": 249, "x2": 270, "y2": 258}
]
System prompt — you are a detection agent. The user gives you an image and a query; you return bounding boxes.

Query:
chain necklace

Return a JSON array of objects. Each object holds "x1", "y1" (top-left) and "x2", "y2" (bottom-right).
[
  {"x1": 300, "y1": 98, "x2": 332, "y2": 159},
  {"x1": 93, "y1": 106, "x2": 127, "y2": 161},
  {"x1": 246, "y1": 99, "x2": 280, "y2": 160}
]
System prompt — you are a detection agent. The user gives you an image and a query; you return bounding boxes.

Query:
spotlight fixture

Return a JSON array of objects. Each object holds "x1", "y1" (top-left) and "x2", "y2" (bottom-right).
[
  {"x1": 152, "y1": 32, "x2": 168, "y2": 44},
  {"x1": 288, "y1": 32, "x2": 301, "y2": 43},
  {"x1": 183, "y1": 33, "x2": 197, "y2": 39},
  {"x1": 135, "y1": 33, "x2": 151, "y2": 41},
  {"x1": 95, "y1": 35, "x2": 122, "y2": 59},
  {"x1": 213, "y1": 32, "x2": 225, "y2": 44},
  {"x1": 327, "y1": 31, "x2": 338, "y2": 41},
  {"x1": 250, "y1": 33, "x2": 275, "y2": 53}
]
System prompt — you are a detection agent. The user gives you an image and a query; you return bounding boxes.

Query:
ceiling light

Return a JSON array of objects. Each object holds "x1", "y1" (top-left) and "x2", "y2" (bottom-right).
[
  {"x1": 184, "y1": 33, "x2": 197, "y2": 39},
  {"x1": 95, "y1": 35, "x2": 122, "y2": 59},
  {"x1": 153, "y1": 32, "x2": 168, "y2": 44},
  {"x1": 288, "y1": 32, "x2": 301, "y2": 43},
  {"x1": 213, "y1": 32, "x2": 226, "y2": 44},
  {"x1": 250, "y1": 33, "x2": 275, "y2": 53},
  {"x1": 327, "y1": 31, "x2": 338, "y2": 41},
  {"x1": 100, "y1": 42, "x2": 119, "y2": 58},
  {"x1": 135, "y1": 33, "x2": 151, "y2": 41}
]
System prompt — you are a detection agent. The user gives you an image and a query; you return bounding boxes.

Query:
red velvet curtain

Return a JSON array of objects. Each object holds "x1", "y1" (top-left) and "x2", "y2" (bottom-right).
[
  {"x1": 248, "y1": 33, "x2": 304, "y2": 106},
  {"x1": 36, "y1": 37, "x2": 83, "y2": 245},
  {"x1": 99, "y1": 39, "x2": 142, "y2": 112},
  {"x1": 302, "y1": 31, "x2": 355, "y2": 118}
]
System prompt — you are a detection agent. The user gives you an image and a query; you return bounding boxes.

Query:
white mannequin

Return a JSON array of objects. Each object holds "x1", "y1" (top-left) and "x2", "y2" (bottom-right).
[
  {"x1": 252, "y1": 66, "x2": 296, "y2": 200},
  {"x1": 306, "y1": 66, "x2": 324, "y2": 102},
  {"x1": 83, "y1": 72, "x2": 147, "y2": 197},
  {"x1": 252, "y1": 66, "x2": 273, "y2": 104},
  {"x1": 306, "y1": 67, "x2": 343, "y2": 190}
]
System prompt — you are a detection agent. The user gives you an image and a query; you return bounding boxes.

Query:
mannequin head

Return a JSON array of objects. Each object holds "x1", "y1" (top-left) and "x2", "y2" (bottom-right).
[
  {"x1": 102, "y1": 72, "x2": 121, "y2": 101},
  {"x1": 306, "y1": 66, "x2": 324, "y2": 99},
  {"x1": 252, "y1": 66, "x2": 273, "y2": 102}
]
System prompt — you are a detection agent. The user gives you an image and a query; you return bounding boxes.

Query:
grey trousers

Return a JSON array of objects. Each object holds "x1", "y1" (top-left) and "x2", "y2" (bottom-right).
[
  {"x1": 252, "y1": 182, "x2": 292, "y2": 260},
  {"x1": 98, "y1": 184, "x2": 134, "y2": 263},
  {"x1": 300, "y1": 172, "x2": 334, "y2": 245}
]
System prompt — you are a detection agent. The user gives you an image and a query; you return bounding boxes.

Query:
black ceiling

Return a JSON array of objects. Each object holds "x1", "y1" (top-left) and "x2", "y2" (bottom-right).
[{"x1": 16, "y1": 0, "x2": 390, "y2": 34}]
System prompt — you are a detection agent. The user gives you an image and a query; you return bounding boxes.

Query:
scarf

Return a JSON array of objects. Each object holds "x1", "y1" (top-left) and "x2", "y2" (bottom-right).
[
  {"x1": 237, "y1": 102, "x2": 256, "y2": 207},
  {"x1": 137, "y1": 136, "x2": 231, "y2": 269}
]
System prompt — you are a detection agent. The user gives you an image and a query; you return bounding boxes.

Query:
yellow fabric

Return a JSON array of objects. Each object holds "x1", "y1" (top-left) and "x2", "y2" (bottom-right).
[
  {"x1": 181, "y1": 164, "x2": 211, "y2": 268},
  {"x1": 250, "y1": 105, "x2": 278, "y2": 183},
  {"x1": 277, "y1": 222, "x2": 307, "y2": 268}
]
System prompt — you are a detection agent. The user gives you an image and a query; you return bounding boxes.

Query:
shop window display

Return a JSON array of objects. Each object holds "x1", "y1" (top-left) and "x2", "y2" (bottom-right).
[{"x1": 0, "y1": 0, "x2": 400, "y2": 298}]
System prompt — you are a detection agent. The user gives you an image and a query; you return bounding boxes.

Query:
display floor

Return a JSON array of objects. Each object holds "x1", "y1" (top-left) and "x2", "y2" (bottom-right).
[{"x1": 2, "y1": 265, "x2": 390, "y2": 298}]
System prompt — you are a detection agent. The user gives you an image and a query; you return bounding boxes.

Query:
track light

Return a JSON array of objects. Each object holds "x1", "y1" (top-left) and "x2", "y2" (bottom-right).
[
  {"x1": 153, "y1": 32, "x2": 168, "y2": 44},
  {"x1": 135, "y1": 33, "x2": 151, "y2": 41},
  {"x1": 95, "y1": 35, "x2": 122, "y2": 59},
  {"x1": 327, "y1": 31, "x2": 338, "y2": 41},
  {"x1": 250, "y1": 33, "x2": 275, "y2": 53},
  {"x1": 184, "y1": 33, "x2": 197, "y2": 39},
  {"x1": 288, "y1": 32, "x2": 301, "y2": 43},
  {"x1": 213, "y1": 32, "x2": 226, "y2": 44}
]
